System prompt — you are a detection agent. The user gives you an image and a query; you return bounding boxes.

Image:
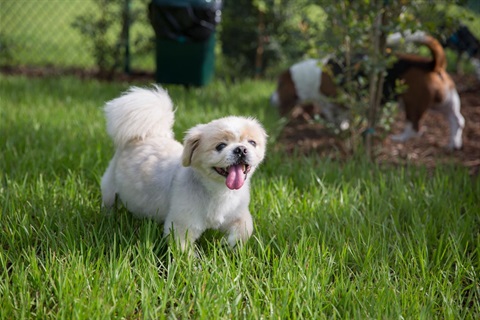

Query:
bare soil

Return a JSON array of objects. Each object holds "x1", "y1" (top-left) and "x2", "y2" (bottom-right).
[{"x1": 276, "y1": 74, "x2": 480, "y2": 175}]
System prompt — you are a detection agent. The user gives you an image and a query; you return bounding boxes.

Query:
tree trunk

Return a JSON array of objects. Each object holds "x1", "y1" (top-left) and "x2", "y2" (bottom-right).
[
  {"x1": 366, "y1": 1, "x2": 387, "y2": 160},
  {"x1": 255, "y1": 10, "x2": 265, "y2": 79}
]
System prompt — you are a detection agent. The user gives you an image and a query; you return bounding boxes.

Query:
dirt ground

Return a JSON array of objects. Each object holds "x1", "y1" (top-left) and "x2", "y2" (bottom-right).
[{"x1": 276, "y1": 74, "x2": 480, "y2": 176}]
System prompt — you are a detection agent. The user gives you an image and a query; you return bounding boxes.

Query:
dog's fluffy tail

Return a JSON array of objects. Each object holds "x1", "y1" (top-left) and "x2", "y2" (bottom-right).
[
  {"x1": 387, "y1": 31, "x2": 447, "y2": 72},
  {"x1": 104, "y1": 85, "x2": 175, "y2": 148}
]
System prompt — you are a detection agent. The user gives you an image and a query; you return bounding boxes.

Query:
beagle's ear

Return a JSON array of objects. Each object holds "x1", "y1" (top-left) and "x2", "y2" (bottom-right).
[{"x1": 182, "y1": 125, "x2": 203, "y2": 167}]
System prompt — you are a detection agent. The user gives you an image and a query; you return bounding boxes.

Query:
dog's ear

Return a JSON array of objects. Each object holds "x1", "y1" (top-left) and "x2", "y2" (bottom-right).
[{"x1": 182, "y1": 126, "x2": 202, "y2": 167}]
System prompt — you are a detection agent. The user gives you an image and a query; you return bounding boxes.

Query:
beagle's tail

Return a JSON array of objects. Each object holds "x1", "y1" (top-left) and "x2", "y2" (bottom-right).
[{"x1": 387, "y1": 31, "x2": 447, "y2": 72}]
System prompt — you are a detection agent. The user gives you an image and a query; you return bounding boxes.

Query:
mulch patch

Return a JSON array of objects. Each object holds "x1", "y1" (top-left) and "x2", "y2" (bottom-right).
[{"x1": 276, "y1": 74, "x2": 480, "y2": 175}]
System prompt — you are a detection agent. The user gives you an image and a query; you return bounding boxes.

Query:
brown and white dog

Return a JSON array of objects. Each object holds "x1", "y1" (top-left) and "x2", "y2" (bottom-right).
[
  {"x1": 269, "y1": 57, "x2": 350, "y2": 128},
  {"x1": 270, "y1": 32, "x2": 465, "y2": 150}
]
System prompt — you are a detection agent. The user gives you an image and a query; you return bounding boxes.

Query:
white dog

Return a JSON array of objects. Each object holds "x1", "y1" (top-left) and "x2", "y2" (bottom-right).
[{"x1": 101, "y1": 86, "x2": 267, "y2": 251}]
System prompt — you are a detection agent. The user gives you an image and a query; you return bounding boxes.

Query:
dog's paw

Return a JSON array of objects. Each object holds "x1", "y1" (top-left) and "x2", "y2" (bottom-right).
[
  {"x1": 390, "y1": 131, "x2": 421, "y2": 143},
  {"x1": 390, "y1": 134, "x2": 407, "y2": 142},
  {"x1": 390, "y1": 122, "x2": 422, "y2": 143},
  {"x1": 445, "y1": 142, "x2": 462, "y2": 151}
]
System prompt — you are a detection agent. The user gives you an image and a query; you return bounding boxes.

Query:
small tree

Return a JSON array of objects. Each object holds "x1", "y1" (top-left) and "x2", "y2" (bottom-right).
[{"x1": 72, "y1": 0, "x2": 152, "y2": 79}]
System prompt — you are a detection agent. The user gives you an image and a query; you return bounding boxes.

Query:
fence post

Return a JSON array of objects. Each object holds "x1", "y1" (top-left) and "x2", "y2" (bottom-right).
[{"x1": 123, "y1": 0, "x2": 131, "y2": 74}]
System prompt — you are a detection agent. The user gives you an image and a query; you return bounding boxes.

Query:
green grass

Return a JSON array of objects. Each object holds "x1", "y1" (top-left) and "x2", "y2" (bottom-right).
[
  {"x1": 1, "y1": 75, "x2": 479, "y2": 319},
  {"x1": 0, "y1": 0, "x2": 96, "y2": 67}
]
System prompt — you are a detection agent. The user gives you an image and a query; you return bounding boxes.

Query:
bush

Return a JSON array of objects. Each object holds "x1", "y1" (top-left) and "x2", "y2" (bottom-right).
[
  {"x1": 220, "y1": 0, "x2": 327, "y2": 79},
  {"x1": 72, "y1": 0, "x2": 153, "y2": 78}
]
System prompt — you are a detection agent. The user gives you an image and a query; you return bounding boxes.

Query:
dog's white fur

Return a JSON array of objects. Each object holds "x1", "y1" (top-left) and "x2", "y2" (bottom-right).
[
  {"x1": 101, "y1": 85, "x2": 267, "y2": 251},
  {"x1": 289, "y1": 59, "x2": 324, "y2": 103}
]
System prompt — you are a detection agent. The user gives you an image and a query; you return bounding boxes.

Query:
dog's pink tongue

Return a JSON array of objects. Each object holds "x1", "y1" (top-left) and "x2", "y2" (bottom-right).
[{"x1": 225, "y1": 165, "x2": 245, "y2": 190}]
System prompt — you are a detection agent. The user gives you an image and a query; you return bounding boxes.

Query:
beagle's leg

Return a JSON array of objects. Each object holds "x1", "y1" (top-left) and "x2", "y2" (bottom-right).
[{"x1": 445, "y1": 89, "x2": 465, "y2": 150}]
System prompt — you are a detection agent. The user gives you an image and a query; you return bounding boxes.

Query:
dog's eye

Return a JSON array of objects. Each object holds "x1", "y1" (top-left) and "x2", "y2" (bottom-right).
[
  {"x1": 248, "y1": 140, "x2": 256, "y2": 147},
  {"x1": 216, "y1": 143, "x2": 227, "y2": 151}
]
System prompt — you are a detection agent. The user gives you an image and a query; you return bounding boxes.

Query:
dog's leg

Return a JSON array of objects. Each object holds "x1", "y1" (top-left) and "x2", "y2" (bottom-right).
[
  {"x1": 445, "y1": 90, "x2": 465, "y2": 150},
  {"x1": 163, "y1": 220, "x2": 202, "y2": 252},
  {"x1": 223, "y1": 212, "x2": 254, "y2": 248},
  {"x1": 391, "y1": 97, "x2": 425, "y2": 143},
  {"x1": 390, "y1": 121, "x2": 421, "y2": 142},
  {"x1": 447, "y1": 113, "x2": 465, "y2": 150},
  {"x1": 101, "y1": 159, "x2": 117, "y2": 208},
  {"x1": 320, "y1": 101, "x2": 336, "y2": 124}
]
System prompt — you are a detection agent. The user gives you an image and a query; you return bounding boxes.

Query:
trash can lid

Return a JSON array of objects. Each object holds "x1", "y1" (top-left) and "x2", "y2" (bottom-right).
[{"x1": 151, "y1": 0, "x2": 221, "y2": 10}]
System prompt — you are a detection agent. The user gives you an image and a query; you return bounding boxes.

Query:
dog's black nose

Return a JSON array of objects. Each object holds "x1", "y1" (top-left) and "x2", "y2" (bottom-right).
[{"x1": 233, "y1": 146, "x2": 248, "y2": 157}]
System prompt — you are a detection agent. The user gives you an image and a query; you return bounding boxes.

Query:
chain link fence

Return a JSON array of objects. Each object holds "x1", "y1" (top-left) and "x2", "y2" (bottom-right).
[{"x1": 0, "y1": 0, "x2": 155, "y2": 73}]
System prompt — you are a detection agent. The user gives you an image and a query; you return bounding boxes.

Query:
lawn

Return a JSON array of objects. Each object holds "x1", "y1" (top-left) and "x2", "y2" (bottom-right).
[
  {"x1": 1, "y1": 74, "x2": 479, "y2": 318},
  {"x1": 0, "y1": 0, "x2": 95, "y2": 67},
  {"x1": 0, "y1": 0, "x2": 155, "y2": 70}
]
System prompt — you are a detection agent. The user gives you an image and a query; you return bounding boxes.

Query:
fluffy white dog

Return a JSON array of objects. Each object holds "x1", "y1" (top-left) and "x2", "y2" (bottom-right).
[{"x1": 100, "y1": 86, "x2": 267, "y2": 251}]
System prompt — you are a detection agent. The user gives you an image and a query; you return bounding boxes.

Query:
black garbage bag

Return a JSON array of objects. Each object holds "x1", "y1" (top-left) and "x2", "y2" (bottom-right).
[{"x1": 148, "y1": 0, "x2": 222, "y2": 42}]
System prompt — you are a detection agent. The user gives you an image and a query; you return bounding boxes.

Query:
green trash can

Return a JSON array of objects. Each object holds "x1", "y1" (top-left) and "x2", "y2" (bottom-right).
[{"x1": 148, "y1": 0, "x2": 222, "y2": 86}]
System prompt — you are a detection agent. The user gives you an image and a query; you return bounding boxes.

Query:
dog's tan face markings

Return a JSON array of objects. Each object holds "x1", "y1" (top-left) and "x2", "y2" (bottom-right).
[
  {"x1": 182, "y1": 117, "x2": 266, "y2": 189},
  {"x1": 182, "y1": 125, "x2": 203, "y2": 167}
]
